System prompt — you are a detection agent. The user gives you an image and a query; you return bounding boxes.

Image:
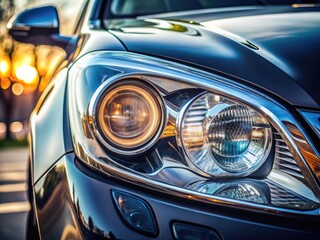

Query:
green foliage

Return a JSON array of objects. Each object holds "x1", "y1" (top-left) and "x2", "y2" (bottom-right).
[{"x1": 0, "y1": 138, "x2": 28, "y2": 149}]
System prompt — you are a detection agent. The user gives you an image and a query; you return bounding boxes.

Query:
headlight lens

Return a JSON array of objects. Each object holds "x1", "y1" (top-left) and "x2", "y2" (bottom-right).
[
  {"x1": 209, "y1": 104, "x2": 252, "y2": 157},
  {"x1": 94, "y1": 81, "x2": 164, "y2": 153},
  {"x1": 180, "y1": 93, "x2": 272, "y2": 177}
]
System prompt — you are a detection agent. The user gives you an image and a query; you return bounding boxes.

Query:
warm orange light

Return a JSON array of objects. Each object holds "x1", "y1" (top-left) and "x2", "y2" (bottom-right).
[
  {"x1": 12, "y1": 83, "x2": 24, "y2": 96},
  {"x1": 1, "y1": 78, "x2": 11, "y2": 90},
  {"x1": 0, "y1": 58, "x2": 11, "y2": 77},
  {"x1": 10, "y1": 121, "x2": 23, "y2": 133},
  {"x1": 15, "y1": 65, "x2": 38, "y2": 84}
]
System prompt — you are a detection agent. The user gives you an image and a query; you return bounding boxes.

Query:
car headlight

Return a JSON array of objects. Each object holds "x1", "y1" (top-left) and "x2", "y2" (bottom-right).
[
  {"x1": 180, "y1": 93, "x2": 272, "y2": 177},
  {"x1": 90, "y1": 80, "x2": 165, "y2": 154},
  {"x1": 68, "y1": 51, "x2": 320, "y2": 216}
]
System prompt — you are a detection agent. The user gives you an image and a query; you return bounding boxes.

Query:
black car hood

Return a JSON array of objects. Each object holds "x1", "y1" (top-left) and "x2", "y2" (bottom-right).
[{"x1": 107, "y1": 6, "x2": 320, "y2": 108}]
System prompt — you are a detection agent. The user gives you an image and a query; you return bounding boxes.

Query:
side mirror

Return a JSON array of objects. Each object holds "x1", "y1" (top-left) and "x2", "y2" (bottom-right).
[{"x1": 7, "y1": 5, "x2": 74, "y2": 51}]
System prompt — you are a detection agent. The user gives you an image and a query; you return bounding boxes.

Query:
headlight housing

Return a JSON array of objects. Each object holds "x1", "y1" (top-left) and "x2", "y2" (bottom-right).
[{"x1": 69, "y1": 51, "x2": 320, "y2": 215}]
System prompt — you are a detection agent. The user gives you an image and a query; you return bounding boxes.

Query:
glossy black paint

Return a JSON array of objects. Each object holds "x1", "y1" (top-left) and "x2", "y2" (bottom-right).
[
  {"x1": 27, "y1": 12, "x2": 125, "y2": 185},
  {"x1": 29, "y1": 69, "x2": 73, "y2": 184},
  {"x1": 34, "y1": 153, "x2": 320, "y2": 239},
  {"x1": 77, "y1": 31, "x2": 126, "y2": 57},
  {"x1": 107, "y1": 6, "x2": 320, "y2": 108}
]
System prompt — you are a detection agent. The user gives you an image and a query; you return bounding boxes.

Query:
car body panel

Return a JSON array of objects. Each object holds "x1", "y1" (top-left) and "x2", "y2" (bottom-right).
[
  {"x1": 107, "y1": 6, "x2": 320, "y2": 108},
  {"x1": 77, "y1": 30, "x2": 126, "y2": 58},
  {"x1": 29, "y1": 69, "x2": 73, "y2": 184},
  {"x1": 34, "y1": 153, "x2": 320, "y2": 239}
]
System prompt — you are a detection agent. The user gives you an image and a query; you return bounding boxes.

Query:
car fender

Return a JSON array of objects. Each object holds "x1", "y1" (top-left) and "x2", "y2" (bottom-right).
[{"x1": 29, "y1": 68, "x2": 73, "y2": 185}]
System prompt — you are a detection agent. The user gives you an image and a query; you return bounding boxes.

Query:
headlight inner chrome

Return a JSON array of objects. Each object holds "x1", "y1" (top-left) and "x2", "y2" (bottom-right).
[{"x1": 179, "y1": 93, "x2": 272, "y2": 177}]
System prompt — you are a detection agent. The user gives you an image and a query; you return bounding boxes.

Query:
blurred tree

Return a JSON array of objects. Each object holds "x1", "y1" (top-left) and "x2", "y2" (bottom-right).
[
  {"x1": 0, "y1": 36, "x2": 14, "y2": 139},
  {"x1": 0, "y1": 0, "x2": 67, "y2": 139},
  {"x1": 1, "y1": 0, "x2": 15, "y2": 139},
  {"x1": 0, "y1": 0, "x2": 15, "y2": 21}
]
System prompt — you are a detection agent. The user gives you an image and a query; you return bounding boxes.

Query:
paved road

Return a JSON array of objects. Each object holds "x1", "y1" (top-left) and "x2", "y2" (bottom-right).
[{"x1": 0, "y1": 148, "x2": 30, "y2": 240}]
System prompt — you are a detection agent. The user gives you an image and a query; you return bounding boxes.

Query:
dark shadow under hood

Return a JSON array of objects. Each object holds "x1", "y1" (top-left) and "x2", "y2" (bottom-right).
[{"x1": 107, "y1": 6, "x2": 320, "y2": 108}]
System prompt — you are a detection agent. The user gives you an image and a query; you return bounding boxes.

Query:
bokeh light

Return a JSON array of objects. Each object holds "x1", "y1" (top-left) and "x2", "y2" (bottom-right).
[
  {"x1": 9, "y1": 121, "x2": 23, "y2": 133},
  {"x1": 0, "y1": 57, "x2": 11, "y2": 77},
  {"x1": 16, "y1": 64, "x2": 38, "y2": 84},
  {"x1": 12, "y1": 82, "x2": 24, "y2": 95},
  {"x1": 10, "y1": 122, "x2": 23, "y2": 133},
  {"x1": 0, "y1": 122, "x2": 6, "y2": 133},
  {"x1": 0, "y1": 78, "x2": 11, "y2": 89},
  {"x1": 9, "y1": 121, "x2": 27, "y2": 140}
]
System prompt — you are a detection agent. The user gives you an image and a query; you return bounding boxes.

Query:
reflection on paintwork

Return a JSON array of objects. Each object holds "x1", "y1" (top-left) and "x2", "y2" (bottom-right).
[
  {"x1": 188, "y1": 179, "x2": 319, "y2": 210},
  {"x1": 34, "y1": 155, "x2": 121, "y2": 239},
  {"x1": 108, "y1": 19, "x2": 201, "y2": 36},
  {"x1": 35, "y1": 160, "x2": 82, "y2": 239},
  {"x1": 201, "y1": 12, "x2": 320, "y2": 104}
]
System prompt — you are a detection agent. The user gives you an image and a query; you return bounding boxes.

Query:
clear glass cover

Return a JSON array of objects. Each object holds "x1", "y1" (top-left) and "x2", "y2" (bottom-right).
[
  {"x1": 209, "y1": 105, "x2": 252, "y2": 157},
  {"x1": 104, "y1": 92, "x2": 150, "y2": 138},
  {"x1": 181, "y1": 93, "x2": 272, "y2": 176}
]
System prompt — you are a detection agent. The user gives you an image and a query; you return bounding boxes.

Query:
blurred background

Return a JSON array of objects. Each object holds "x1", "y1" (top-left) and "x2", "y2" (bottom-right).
[
  {"x1": 0, "y1": 1, "x2": 85, "y2": 239},
  {"x1": 0, "y1": 0, "x2": 85, "y2": 145}
]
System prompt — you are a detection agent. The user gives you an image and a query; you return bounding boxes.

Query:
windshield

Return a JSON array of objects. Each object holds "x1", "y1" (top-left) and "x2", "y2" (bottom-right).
[{"x1": 109, "y1": 0, "x2": 320, "y2": 17}]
